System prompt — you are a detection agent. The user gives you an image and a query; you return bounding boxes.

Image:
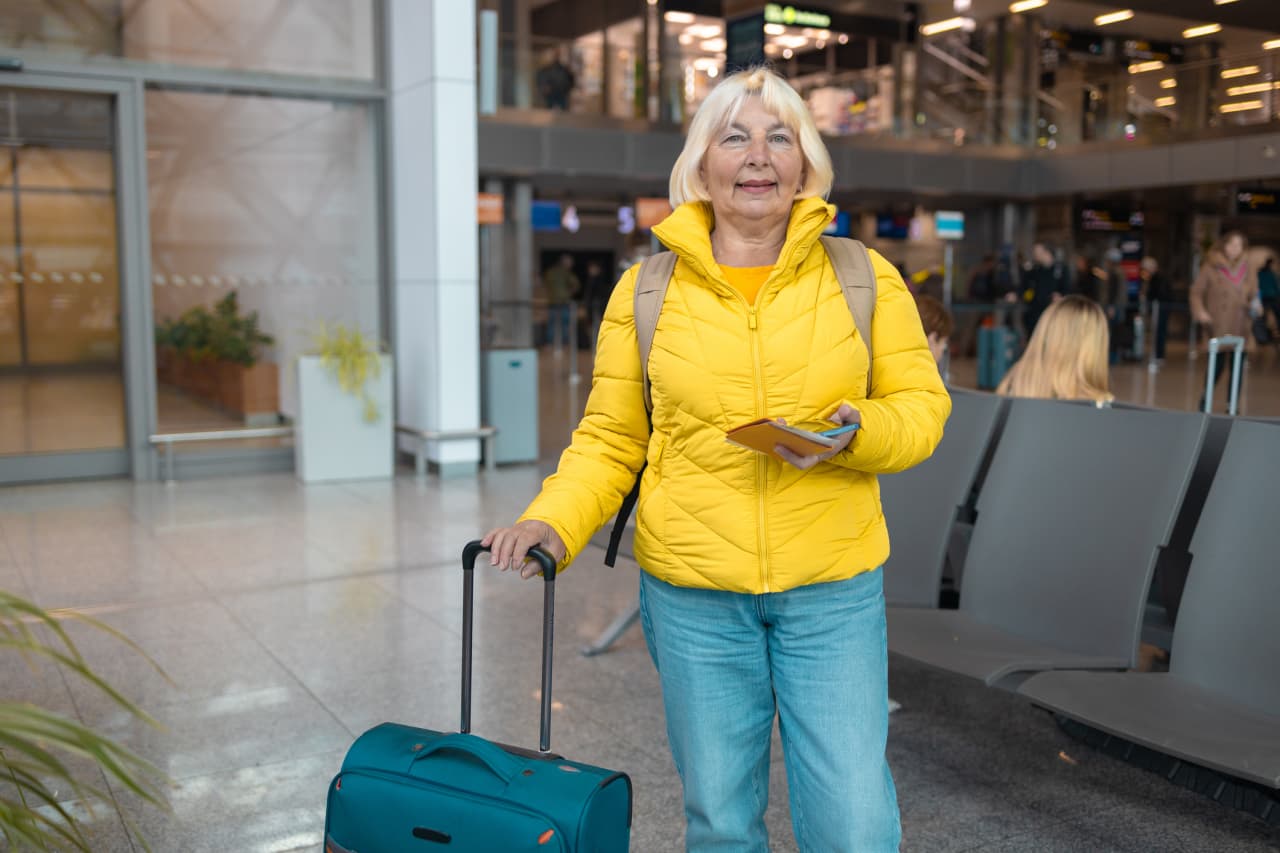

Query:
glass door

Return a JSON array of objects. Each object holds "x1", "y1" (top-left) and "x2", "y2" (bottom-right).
[{"x1": 0, "y1": 86, "x2": 129, "y2": 479}]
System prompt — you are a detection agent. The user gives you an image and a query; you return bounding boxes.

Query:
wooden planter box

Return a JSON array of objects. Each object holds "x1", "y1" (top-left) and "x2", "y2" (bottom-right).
[{"x1": 158, "y1": 352, "x2": 279, "y2": 422}]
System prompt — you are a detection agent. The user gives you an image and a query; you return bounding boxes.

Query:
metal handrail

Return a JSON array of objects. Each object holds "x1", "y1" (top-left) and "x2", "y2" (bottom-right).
[
  {"x1": 395, "y1": 424, "x2": 499, "y2": 474},
  {"x1": 150, "y1": 426, "x2": 294, "y2": 483}
]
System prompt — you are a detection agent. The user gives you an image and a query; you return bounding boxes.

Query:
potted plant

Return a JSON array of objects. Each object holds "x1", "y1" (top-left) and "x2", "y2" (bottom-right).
[
  {"x1": 0, "y1": 589, "x2": 168, "y2": 850},
  {"x1": 154, "y1": 292, "x2": 279, "y2": 423},
  {"x1": 295, "y1": 324, "x2": 393, "y2": 483}
]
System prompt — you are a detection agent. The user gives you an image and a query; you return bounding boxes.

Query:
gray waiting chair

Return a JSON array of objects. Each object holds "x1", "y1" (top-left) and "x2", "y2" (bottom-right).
[
  {"x1": 1018, "y1": 419, "x2": 1280, "y2": 788},
  {"x1": 880, "y1": 388, "x2": 1005, "y2": 607},
  {"x1": 888, "y1": 398, "x2": 1208, "y2": 687}
]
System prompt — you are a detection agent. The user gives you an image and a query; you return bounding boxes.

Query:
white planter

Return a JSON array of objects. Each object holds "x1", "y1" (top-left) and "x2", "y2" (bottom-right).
[{"x1": 295, "y1": 355, "x2": 394, "y2": 483}]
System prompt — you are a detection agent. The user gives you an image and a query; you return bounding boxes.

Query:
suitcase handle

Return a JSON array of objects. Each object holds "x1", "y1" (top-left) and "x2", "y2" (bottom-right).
[
  {"x1": 412, "y1": 732, "x2": 523, "y2": 782},
  {"x1": 461, "y1": 541, "x2": 558, "y2": 753}
]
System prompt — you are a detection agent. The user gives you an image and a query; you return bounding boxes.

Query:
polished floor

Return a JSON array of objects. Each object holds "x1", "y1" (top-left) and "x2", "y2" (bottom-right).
[{"x1": 3, "y1": 341, "x2": 1280, "y2": 851}]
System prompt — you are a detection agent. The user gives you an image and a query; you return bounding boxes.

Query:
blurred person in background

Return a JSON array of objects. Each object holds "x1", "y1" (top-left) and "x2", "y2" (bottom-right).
[
  {"x1": 1021, "y1": 243, "x2": 1070, "y2": 335},
  {"x1": 996, "y1": 295, "x2": 1113, "y2": 406},
  {"x1": 1141, "y1": 257, "x2": 1170, "y2": 362},
  {"x1": 541, "y1": 252, "x2": 580, "y2": 350},
  {"x1": 914, "y1": 294, "x2": 954, "y2": 368},
  {"x1": 1191, "y1": 231, "x2": 1260, "y2": 406}
]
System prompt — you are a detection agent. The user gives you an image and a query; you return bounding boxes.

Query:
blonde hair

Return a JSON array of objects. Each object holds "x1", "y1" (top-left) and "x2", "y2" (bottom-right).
[
  {"x1": 669, "y1": 67, "x2": 833, "y2": 208},
  {"x1": 997, "y1": 295, "x2": 1113, "y2": 403}
]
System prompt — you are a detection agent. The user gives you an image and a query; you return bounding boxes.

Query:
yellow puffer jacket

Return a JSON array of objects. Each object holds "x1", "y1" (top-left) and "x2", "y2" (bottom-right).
[{"x1": 521, "y1": 197, "x2": 951, "y2": 593}]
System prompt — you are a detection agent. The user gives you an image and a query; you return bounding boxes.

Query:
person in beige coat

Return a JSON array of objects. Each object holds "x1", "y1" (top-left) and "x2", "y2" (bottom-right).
[{"x1": 1191, "y1": 231, "x2": 1261, "y2": 405}]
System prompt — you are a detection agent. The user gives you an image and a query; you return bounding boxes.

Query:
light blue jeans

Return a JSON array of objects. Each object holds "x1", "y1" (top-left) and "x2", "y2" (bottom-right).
[{"x1": 639, "y1": 568, "x2": 900, "y2": 853}]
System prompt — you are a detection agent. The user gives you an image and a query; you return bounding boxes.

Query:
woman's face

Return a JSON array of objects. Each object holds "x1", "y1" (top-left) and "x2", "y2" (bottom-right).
[
  {"x1": 699, "y1": 97, "x2": 806, "y2": 229},
  {"x1": 1223, "y1": 235, "x2": 1245, "y2": 263}
]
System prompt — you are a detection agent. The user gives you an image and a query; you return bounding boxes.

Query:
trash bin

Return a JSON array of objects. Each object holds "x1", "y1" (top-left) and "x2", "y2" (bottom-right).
[{"x1": 483, "y1": 348, "x2": 539, "y2": 464}]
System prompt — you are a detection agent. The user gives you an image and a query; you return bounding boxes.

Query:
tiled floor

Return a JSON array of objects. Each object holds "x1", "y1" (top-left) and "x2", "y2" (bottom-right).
[
  {"x1": 2, "y1": 341, "x2": 1279, "y2": 851},
  {"x1": 2, "y1": 467, "x2": 1278, "y2": 852}
]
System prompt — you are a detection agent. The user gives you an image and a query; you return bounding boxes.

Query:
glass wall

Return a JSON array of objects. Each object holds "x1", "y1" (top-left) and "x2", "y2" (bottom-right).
[
  {"x1": 0, "y1": 87, "x2": 125, "y2": 456},
  {"x1": 0, "y1": 0, "x2": 376, "y2": 80},
  {"x1": 146, "y1": 90, "x2": 380, "y2": 434}
]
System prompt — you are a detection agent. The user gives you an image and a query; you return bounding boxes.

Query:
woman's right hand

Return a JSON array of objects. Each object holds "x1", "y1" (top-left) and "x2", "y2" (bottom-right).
[
  {"x1": 1194, "y1": 308, "x2": 1213, "y2": 326},
  {"x1": 480, "y1": 520, "x2": 567, "y2": 579}
]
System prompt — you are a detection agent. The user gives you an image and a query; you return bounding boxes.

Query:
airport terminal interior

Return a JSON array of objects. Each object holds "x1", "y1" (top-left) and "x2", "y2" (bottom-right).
[{"x1": 1, "y1": 0, "x2": 1280, "y2": 850}]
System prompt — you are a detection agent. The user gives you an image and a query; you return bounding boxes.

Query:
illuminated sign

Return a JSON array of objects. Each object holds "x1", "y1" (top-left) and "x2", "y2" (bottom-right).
[
  {"x1": 1238, "y1": 188, "x2": 1280, "y2": 215},
  {"x1": 763, "y1": 4, "x2": 831, "y2": 29},
  {"x1": 635, "y1": 197, "x2": 673, "y2": 230},
  {"x1": 477, "y1": 192, "x2": 504, "y2": 224}
]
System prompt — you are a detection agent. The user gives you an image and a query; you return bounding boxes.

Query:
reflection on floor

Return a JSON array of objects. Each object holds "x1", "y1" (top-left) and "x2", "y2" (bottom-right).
[
  {"x1": 0, "y1": 371, "x2": 124, "y2": 455},
  {"x1": 1, "y1": 470, "x2": 1275, "y2": 851}
]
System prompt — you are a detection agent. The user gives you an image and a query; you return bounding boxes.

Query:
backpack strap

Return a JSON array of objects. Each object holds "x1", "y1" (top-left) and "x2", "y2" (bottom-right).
[
  {"x1": 605, "y1": 251, "x2": 675, "y2": 568},
  {"x1": 819, "y1": 236, "x2": 877, "y2": 397},
  {"x1": 633, "y1": 251, "x2": 677, "y2": 413}
]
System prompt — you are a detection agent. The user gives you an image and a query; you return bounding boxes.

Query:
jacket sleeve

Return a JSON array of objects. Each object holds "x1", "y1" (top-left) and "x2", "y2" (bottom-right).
[
  {"x1": 518, "y1": 266, "x2": 651, "y2": 569},
  {"x1": 828, "y1": 250, "x2": 951, "y2": 475}
]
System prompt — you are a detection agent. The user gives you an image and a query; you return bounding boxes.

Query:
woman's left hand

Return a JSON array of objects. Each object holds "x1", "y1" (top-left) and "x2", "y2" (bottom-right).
[{"x1": 774, "y1": 403, "x2": 861, "y2": 471}]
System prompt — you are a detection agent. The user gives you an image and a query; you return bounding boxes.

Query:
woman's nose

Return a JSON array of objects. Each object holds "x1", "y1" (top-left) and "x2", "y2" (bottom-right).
[{"x1": 745, "y1": 136, "x2": 768, "y2": 165}]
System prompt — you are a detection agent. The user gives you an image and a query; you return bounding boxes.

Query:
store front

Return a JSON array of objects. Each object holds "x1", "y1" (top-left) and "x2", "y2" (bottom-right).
[{"x1": 0, "y1": 1, "x2": 385, "y2": 483}]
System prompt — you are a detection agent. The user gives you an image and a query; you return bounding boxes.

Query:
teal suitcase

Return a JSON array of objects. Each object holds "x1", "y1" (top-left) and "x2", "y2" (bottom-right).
[{"x1": 323, "y1": 542, "x2": 632, "y2": 852}]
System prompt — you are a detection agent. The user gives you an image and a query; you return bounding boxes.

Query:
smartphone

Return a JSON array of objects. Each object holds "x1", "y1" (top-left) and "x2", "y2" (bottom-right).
[{"x1": 818, "y1": 423, "x2": 860, "y2": 438}]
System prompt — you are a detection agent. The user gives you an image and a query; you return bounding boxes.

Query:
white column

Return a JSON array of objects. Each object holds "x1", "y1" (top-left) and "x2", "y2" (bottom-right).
[{"x1": 388, "y1": 0, "x2": 481, "y2": 476}]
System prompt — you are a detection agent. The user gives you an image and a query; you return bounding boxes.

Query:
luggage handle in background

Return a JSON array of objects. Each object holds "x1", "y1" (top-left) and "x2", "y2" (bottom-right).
[
  {"x1": 461, "y1": 541, "x2": 558, "y2": 754},
  {"x1": 1204, "y1": 335, "x2": 1246, "y2": 416}
]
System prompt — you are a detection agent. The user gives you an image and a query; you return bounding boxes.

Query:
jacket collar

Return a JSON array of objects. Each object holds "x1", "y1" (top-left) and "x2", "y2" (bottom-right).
[{"x1": 652, "y1": 196, "x2": 837, "y2": 290}]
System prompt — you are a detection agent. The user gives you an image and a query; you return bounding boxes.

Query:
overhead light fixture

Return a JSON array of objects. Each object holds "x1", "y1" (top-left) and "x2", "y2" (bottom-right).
[
  {"x1": 685, "y1": 24, "x2": 722, "y2": 38},
  {"x1": 920, "y1": 17, "x2": 970, "y2": 36},
  {"x1": 837, "y1": 33, "x2": 849, "y2": 44},
  {"x1": 783, "y1": 48, "x2": 794, "y2": 59},
  {"x1": 1094, "y1": 10, "x2": 1134, "y2": 26},
  {"x1": 1159, "y1": 78, "x2": 1177, "y2": 89},
  {"x1": 1227, "y1": 82, "x2": 1280, "y2": 96},
  {"x1": 700, "y1": 38, "x2": 727, "y2": 52},
  {"x1": 1128, "y1": 60, "x2": 1164, "y2": 74},
  {"x1": 1265, "y1": 39, "x2": 1280, "y2": 50},
  {"x1": 1155, "y1": 96, "x2": 1176, "y2": 107},
  {"x1": 1010, "y1": 0, "x2": 1047, "y2": 12},
  {"x1": 1220, "y1": 100, "x2": 1264, "y2": 113},
  {"x1": 1213, "y1": 0, "x2": 1239, "y2": 4},
  {"x1": 1183, "y1": 23, "x2": 1222, "y2": 38},
  {"x1": 1221, "y1": 65, "x2": 1260, "y2": 78},
  {"x1": 764, "y1": 23, "x2": 786, "y2": 35},
  {"x1": 663, "y1": 11, "x2": 695, "y2": 24}
]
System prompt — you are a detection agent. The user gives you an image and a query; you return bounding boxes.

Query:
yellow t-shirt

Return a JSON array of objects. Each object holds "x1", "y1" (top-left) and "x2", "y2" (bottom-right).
[{"x1": 719, "y1": 265, "x2": 774, "y2": 306}]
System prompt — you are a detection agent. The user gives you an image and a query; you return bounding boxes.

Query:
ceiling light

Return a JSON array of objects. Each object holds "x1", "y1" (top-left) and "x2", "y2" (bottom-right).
[
  {"x1": 1159, "y1": 78, "x2": 1176, "y2": 89},
  {"x1": 1227, "y1": 82, "x2": 1280, "y2": 96},
  {"x1": 1010, "y1": 0, "x2": 1047, "y2": 12},
  {"x1": 1183, "y1": 23, "x2": 1222, "y2": 38},
  {"x1": 838, "y1": 33, "x2": 849, "y2": 44},
  {"x1": 1128, "y1": 61, "x2": 1163, "y2": 74},
  {"x1": 1220, "y1": 100, "x2": 1264, "y2": 113},
  {"x1": 1155, "y1": 96, "x2": 1176, "y2": 107},
  {"x1": 1213, "y1": 0, "x2": 1239, "y2": 4},
  {"x1": 1221, "y1": 65, "x2": 1260, "y2": 78},
  {"x1": 1266, "y1": 39, "x2": 1280, "y2": 50},
  {"x1": 663, "y1": 11, "x2": 695, "y2": 24},
  {"x1": 920, "y1": 17, "x2": 970, "y2": 36},
  {"x1": 764, "y1": 23, "x2": 786, "y2": 35},
  {"x1": 700, "y1": 38, "x2": 726, "y2": 52},
  {"x1": 775, "y1": 35, "x2": 810, "y2": 49},
  {"x1": 1094, "y1": 10, "x2": 1134, "y2": 26},
  {"x1": 783, "y1": 48, "x2": 794, "y2": 59},
  {"x1": 686, "y1": 24, "x2": 722, "y2": 38}
]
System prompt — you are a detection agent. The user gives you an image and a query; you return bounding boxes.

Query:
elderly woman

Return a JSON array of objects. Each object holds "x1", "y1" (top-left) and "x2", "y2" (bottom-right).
[{"x1": 484, "y1": 68, "x2": 949, "y2": 852}]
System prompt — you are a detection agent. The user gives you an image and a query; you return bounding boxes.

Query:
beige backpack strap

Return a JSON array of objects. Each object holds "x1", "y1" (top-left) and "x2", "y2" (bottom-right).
[
  {"x1": 819, "y1": 235, "x2": 877, "y2": 397},
  {"x1": 634, "y1": 252, "x2": 677, "y2": 412}
]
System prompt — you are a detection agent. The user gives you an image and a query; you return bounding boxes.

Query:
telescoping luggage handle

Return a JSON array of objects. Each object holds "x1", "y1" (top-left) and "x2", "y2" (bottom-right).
[
  {"x1": 1204, "y1": 335, "x2": 1246, "y2": 416},
  {"x1": 461, "y1": 540, "x2": 558, "y2": 754}
]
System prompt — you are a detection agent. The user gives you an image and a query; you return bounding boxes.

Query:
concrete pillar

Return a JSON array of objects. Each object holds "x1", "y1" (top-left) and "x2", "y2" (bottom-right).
[{"x1": 387, "y1": 0, "x2": 481, "y2": 477}]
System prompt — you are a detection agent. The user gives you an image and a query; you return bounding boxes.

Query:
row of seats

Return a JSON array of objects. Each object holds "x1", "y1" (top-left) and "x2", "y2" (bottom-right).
[{"x1": 880, "y1": 391, "x2": 1279, "y2": 794}]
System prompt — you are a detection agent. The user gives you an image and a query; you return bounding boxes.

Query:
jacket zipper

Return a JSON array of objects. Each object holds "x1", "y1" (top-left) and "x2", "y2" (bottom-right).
[{"x1": 747, "y1": 305, "x2": 770, "y2": 593}]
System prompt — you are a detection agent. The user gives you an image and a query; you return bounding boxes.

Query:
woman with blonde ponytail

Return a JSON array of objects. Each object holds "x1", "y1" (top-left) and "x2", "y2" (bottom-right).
[{"x1": 997, "y1": 295, "x2": 1113, "y2": 405}]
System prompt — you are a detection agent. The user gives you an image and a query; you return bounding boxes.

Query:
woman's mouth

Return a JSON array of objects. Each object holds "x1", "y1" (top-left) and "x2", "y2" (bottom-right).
[{"x1": 737, "y1": 180, "x2": 776, "y2": 194}]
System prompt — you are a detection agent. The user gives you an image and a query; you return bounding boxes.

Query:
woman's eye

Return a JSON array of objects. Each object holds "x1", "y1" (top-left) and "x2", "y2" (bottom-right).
[
  {"x1": 723, "y1": 133, "x2": 746, "y2": 143},
  {"x1": 771, "y1": 134, "x2": 791, "y2": 144}
]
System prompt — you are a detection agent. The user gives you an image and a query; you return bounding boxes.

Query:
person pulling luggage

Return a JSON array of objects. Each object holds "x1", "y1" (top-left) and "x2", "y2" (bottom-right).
[{"x1": 483, "y1": 67, "x2": 950, "y2": 853}]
